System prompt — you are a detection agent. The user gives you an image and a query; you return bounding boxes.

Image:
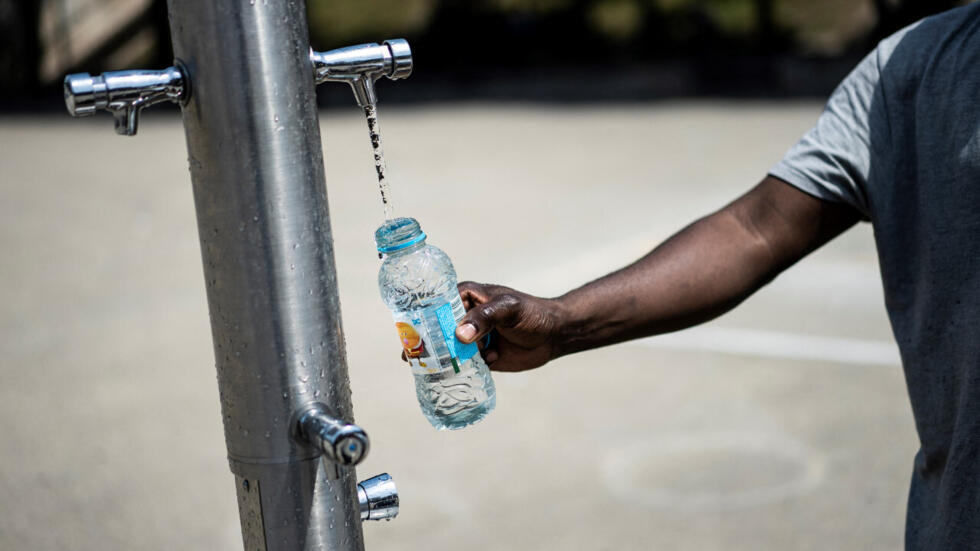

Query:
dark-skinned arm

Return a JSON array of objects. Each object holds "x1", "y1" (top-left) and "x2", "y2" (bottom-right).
[{"x1": 456, "y1": 176, "x2": 862, "y2": 372}]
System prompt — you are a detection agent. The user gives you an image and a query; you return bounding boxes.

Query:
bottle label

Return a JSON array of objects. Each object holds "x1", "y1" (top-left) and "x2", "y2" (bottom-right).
[
  {"x1": 434, "y1": 296, "x2": 479, "y2": 369},
  {"x1": 393, "y1": 295, "x2": 478, "y2": 375}
]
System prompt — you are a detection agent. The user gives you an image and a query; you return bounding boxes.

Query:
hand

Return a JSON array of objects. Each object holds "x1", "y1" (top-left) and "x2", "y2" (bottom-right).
[{"x1": 454, "y1": 282, "x2": 566, "y2": 372}]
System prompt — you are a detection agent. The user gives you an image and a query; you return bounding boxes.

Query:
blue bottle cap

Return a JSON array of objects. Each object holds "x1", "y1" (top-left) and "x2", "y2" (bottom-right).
[{"x1": 375, "y1": 217, "x2": 426, "y2": 254}]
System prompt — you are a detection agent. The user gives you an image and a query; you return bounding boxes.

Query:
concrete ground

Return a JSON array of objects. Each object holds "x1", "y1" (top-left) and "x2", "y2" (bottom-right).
[{"x1": 0, "y1": 103, "x2": 917, "y2": 550}]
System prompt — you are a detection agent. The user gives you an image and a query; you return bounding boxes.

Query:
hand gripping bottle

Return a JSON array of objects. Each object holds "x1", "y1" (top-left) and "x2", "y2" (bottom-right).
[{"x1": 375, "y1": 217, "x2": 496, "y2": 430}]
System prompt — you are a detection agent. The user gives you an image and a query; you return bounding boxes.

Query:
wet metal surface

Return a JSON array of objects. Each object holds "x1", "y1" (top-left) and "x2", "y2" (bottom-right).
[
  {"x1": 237, "y1": 475, "x2": 268, "y2": 551},
  {"x1": 168, "y1": 0, "x2": 363, "y2": 548}
]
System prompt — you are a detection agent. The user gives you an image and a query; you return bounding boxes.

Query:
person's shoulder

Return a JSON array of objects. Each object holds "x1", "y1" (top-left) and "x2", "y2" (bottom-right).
[{"x1": 876, "y1": 4, "x2": 980, "y2": 69}]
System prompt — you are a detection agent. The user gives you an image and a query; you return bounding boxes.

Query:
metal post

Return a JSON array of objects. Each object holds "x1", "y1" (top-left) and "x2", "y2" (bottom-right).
[
  {"x1": 166, "y1": 1, "x2": 362, "y2": 549},
  {"x1": 62, "y1": 1, "x2": 408, "y2": 547}
]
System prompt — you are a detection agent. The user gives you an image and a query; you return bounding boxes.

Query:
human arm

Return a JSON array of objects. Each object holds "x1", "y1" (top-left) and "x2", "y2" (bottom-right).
[{"x1": 456, "y1": 176, "x2": 862, "y2": 372}]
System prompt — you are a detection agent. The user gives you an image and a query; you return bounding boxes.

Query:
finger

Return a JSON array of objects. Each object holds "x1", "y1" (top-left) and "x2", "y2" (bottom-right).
[
  {"x1": 479, "y1": 333, "x2": 498, "y2": 360},
  {"x1": 456, "y1": 293, "x2": 521, "y2": 343},
  {"x1": 458, "y1": 282, "x2": 512, "y2": 308},
  {"x1": 476, "y1": 331, "x2": 493, "y2": 350},
  {"x1": 458, "y1": 281, "x2": 489, "y2": 311}
]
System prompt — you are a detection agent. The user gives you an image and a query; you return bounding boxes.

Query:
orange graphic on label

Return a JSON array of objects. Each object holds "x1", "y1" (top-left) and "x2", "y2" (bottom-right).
[{"x1": 395, "y1": 322, "x2": 428, "y2": 367}]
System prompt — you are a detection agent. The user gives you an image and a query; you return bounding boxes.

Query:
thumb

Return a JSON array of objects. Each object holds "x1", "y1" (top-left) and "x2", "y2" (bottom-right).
[{"x1": 456, "y1": 294, "x2": 522, "y2": 344}]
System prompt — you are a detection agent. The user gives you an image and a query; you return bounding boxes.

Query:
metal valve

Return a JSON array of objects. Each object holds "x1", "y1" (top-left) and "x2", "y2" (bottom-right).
[
  {"x1": 358, "y1": 473, "x2": 399, "y2": 521},
  {"x1": 63, "y1": 66, "x2": 186, "y2": 136},
  {"x1": 311, "y1": 38, "x2": 412, "y2": 107},
  {"x1": 294, "y1": 403, "x2": 370, "y2": 467}
]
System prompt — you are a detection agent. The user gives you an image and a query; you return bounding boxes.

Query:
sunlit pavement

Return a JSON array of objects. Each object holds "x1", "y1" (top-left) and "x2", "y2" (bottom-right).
[{"x1": 0, "y1": 103, "x2": 915, "y2": 550}]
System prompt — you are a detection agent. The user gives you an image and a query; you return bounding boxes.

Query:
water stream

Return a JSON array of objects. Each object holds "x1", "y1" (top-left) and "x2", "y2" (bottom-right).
[{"x1": 364, "y1": 104, "x2": 393, "y2": 220}]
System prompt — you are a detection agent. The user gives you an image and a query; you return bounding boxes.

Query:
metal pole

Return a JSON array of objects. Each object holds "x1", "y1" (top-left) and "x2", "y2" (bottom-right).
[
  {"x1": 63, "y1": 2, "x2": 407, "y2": 547},
  {"x1": 166, "y1": 1, "x2": 362, "y2": 549}
]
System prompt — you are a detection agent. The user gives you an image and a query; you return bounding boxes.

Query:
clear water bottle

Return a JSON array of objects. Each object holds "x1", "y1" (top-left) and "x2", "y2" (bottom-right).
[{"x1": 375, "y1": 217, "x2": 496, "y2": 430}]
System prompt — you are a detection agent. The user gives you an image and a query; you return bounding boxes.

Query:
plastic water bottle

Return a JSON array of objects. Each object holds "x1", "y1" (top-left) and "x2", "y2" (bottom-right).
[{"x1": 375, "y1": 217, "x2": 496, "y2": 430}]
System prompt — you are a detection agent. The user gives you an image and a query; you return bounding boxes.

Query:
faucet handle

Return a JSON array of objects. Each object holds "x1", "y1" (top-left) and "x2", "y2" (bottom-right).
[
  {"x1": 358, "y1": 473, "x2": 399, "y2": 521},
  {"x1": 63, "y1": 66, "x2": 186, "y2": 136},
  {"x1": 64, "y1": 73, "x2": 105, "y2": 117},
  {"x1": 383, "y1": 39, "x2": 413, "y2": 80}
]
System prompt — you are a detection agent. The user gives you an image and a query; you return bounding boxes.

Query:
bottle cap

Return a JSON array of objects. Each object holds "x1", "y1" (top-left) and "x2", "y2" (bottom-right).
[{"x1": 375, "y1": 217, "x2": 426, "y2": 254}]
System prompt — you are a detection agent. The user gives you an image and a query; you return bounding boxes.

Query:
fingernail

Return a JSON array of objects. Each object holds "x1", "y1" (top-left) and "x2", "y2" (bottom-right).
[{"x1": 457, "y1": 323, "x2": 477, "y2": 342}]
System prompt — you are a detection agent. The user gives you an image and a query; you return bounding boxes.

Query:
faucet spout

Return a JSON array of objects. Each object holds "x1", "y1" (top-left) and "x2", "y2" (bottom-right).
[{"x1": 311, "y1": 39, "x2": 412, "y2": 107}]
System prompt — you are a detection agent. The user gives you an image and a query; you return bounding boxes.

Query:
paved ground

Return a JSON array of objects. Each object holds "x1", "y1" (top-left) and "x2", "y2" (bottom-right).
[{"x1": 0, "y1": 103, "x2": 917, "y2": 550}]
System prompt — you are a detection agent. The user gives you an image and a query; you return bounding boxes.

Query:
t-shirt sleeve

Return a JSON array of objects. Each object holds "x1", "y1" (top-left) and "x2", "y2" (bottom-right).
[{"x1": 769, "y1": 49, "x2": 884, "y2": 220}]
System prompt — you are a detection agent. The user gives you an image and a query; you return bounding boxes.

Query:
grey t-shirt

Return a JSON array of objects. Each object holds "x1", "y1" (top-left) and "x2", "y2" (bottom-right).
[{"x1": 770, "y1": 5, "x2": 980, "y2": 549}]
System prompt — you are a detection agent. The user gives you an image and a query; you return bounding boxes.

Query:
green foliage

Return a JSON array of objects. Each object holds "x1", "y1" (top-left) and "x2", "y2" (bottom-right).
[
  {"x1": 307, "y1": 0, "x2": 978, "y2": 55},
  {"x1": 589, "y1": 0, "x2": 645, "y2": 39},
  {"x1": 774, "y1": 0, "x2": 875, "y2": 54},
  {"x1": 490, "y1": 0, "x2": 576, "y2": 13},
  {"x1": 703, "y1": 0, "x2": 757, "y2": 35},
  {"x1": 307, "y1": 0, "x2": 436, "y2": 48}
]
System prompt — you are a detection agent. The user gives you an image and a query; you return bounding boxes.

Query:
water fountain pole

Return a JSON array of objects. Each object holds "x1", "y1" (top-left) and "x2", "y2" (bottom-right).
[{"x1": 62, "y1": 1, "x2": 410, "y2": 549}]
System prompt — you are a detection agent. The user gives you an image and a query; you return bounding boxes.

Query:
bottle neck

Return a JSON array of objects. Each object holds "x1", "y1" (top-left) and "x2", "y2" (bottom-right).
[{"x1": 384, "y1": 238, "x2": 427, "y2": 257}]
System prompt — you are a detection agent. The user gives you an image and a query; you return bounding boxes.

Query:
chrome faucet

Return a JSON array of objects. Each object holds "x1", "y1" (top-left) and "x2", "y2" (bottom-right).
[
  {"x1": 294, "y1": 403, "x2": 370, "y2": 468},
  {"x1": 358, "y1": 473, "x2": 399, "y2": 521},
  {"x1": 311, "y1": 38, "x2": 412, "y2": 107},
  {"x1": 63, "y1": 66, "x2": 186, "y2": 136}
]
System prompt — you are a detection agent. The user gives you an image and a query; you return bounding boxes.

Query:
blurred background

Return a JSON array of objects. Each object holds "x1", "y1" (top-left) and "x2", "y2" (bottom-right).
[
  {"x1": 0, "y1": 1, "x2": 973, "y2": 550},
  {"x1": 0, "y1": 0, "x2": 970, "y2": 106}
]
